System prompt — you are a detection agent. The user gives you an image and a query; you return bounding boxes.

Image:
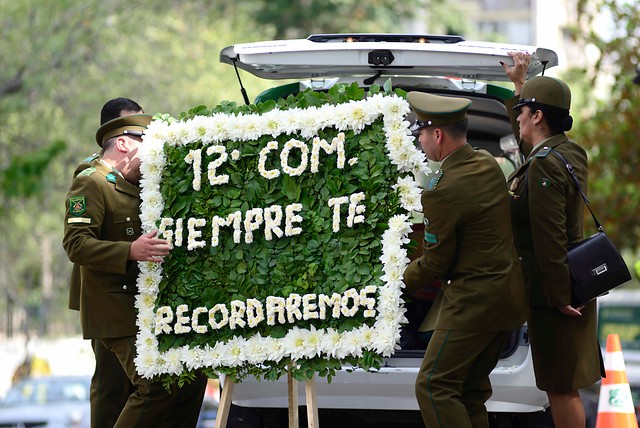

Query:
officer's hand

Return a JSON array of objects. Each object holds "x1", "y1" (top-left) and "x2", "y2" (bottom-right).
[
  {"x1": 500, "y1": 52, "x2": 531, "y2": 95},
  {"x1": 558, "y1": 305, "x2": 582, "y2": 317},
  {"x1": 129, "y1": 230, "x2": 171, "y2": 262}
]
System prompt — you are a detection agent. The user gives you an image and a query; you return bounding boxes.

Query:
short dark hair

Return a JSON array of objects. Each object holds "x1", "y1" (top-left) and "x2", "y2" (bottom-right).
[
  {"x1": 441, "y1": 118, "x2": 468, "y2": 139},
  {"x1": 100, "y1": 98, "x2": 143, "y2": 125}
]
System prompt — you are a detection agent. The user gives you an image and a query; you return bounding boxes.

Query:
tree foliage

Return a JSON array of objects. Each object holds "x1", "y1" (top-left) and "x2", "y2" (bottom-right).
[
  {"x1": 0, "y1": 0, "x2": 435, "y2": 335},
  {"x1": 570, "y1": 0, "x2": 640, "y2": 249}
]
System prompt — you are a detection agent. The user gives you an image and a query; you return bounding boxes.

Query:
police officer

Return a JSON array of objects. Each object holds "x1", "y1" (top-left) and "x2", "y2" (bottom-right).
[
  {"x1": 68, "y1": 98, "x2": 144, "y2": 428},
  {"x1": 403, "y1": 92, "x2": 528, "y2": 428},
  {"x1": 63, "y1": 114, "x2": 207, "y2": 427},
  {"x1": 502, "y1": 53, "x2": 604, "y2": 428}
]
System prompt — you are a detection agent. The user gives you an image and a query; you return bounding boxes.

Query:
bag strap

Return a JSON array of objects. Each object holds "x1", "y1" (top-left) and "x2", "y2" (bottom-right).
[{"x1": 550, "y1": 149, "x2": 603, "y2": 232}]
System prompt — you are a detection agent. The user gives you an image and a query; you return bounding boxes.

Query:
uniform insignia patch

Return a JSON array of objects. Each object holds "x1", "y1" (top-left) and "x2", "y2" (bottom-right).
[
  {"x1": 106, "y1": 173, "x2": 117, "y2": 184},
  {"x1": 538, "y1": 178, "x2": 551, "y2": 188},
  {"x1": 67, "y1": 217, "x2": 91, "y2": 224},
  {"x1": 426, "y1": 170, "x2": 444, "y2": 191},
  {"x1": 126, "y1": 227, "x2": 135, "y2": 236},
  {"x1": 425, "y1": 232, "x2": 438, "y2": 244},
  {"x1": 78, "y1": 167, "x2": 96, "y2": 176},
  {"x1": 69, "y1": 196, "x2": 87, "y2": 216}
]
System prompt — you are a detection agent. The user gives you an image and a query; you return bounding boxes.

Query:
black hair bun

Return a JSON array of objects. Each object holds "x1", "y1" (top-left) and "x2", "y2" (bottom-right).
[{"x1": 563, "y1": 115, "x2": 573, "y2": 132}]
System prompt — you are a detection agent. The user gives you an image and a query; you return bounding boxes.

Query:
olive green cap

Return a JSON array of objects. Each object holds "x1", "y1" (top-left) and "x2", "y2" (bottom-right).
[
  {"x1": 407, "y1": 92, "x2": 472, "y2": 131},
  {"x1": 95, "y1": 114, "x2": 153, "y2": 147},
  {"x1": 513, "y1": 76, "x2": 571, "y2": 111}
]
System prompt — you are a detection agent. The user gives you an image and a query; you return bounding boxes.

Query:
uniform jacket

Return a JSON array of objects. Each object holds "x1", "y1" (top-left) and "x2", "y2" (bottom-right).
[
  {"x1": 68, "y1": 154, "x2": 100, "y2": 312},
  {"x1": 506, "y1": 97, "x2": 589, "y2": 307},
  {"x1": 403, "y1": 143, "x2": 528, "y2": 332},
  {"x1": 63, "y1": 160, "x2": 142, "y2": 339}
]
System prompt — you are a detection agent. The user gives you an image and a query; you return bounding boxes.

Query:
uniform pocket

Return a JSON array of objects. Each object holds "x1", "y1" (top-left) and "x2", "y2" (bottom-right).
[{"x1": 112, "y1": 210, "x2": 141, "y2": 241}]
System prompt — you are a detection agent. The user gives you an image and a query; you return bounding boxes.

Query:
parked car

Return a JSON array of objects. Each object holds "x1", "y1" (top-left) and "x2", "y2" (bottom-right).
[
  {"x1": 0, "y1": 375, "x2": 91, "y2": 428},
  {"x1": 218, "y1": 33, "x2": 558, "y2": 427}
]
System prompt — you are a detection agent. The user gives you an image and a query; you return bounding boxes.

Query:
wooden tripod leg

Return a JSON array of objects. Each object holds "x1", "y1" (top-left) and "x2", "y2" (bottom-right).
[
  {"x1": 288, "y1": 368, "x2": 299, "y2": 428},
  {"x1": 214, "y1": 377, "x2": 235, "y2": 428},
  {"x1": 305, "y1": 376, "x2": 319, "y2": 428}
]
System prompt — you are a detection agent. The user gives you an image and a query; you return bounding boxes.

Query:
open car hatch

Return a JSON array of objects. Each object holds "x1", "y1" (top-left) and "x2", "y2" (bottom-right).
[{"x1": 220, "y1": 33, "x2": 558, "y2": 82}]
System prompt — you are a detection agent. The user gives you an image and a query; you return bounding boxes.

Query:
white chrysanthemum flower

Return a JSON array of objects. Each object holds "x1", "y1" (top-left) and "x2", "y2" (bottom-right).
[
  {"x1": 336, "y1": 329, "x2": 363, "y2": 359},
  {"x1": 220, "y1": 336, "x2": 245, "y2": 367},
  {"x1": 202, "y1": 342, "x2": 225, "y2": 368},
  {"x1": 392, "y1": 176, "x2": 423, "y2": 211},
  {"x1": 281, "y1": 108, "x2": 302, "y2": 135},
  {"x1": 303, "y1": 326, "x2": 323, "y2": 359},
  {"x1": 160, "y1": 347, "x2": 184, "y2": 375},
  {"x1": 299, "y1": 108, "x2": 321, "y2": 139},
  {"x1": 245, "y1": 334, "x2": 269, "y2": 365},
  {"x1": 135, "y1": 351, "x2": 160, "y2": 378},
  {"x1": 387, "y1": 213, "x2": 412, "y2": 234},
  {"x1": 208, "y1": 114, "x2": 230, "y2": 143},
  {"x1": 381, "y1": 96, "x2": 411, "y2": 120},
  {"x1": 137, "y1": 328, "x2": 159, "y2": 352},
  {"x1": 140, "y1": 188, "x2": 163, "y2": 213},
  {"x1": 346, "y1": 102, "x2": 369, "y2": 133},
  {"x1": 262, "y1": 111, "x2": 283, "y2": 137},
  {"x1": 283, "y1": 327, "x2": 309, "y2": 361},
  {"x1": 184, "y1": 347, "x2": 205, "y2": 371},
  {"x1": 320, "y1": 328, "x2": 342, "y2": 358},
  {"x1": 263, "y1": 336, "x2": 285, "y2": 363},
  {"x1": 137, "y1": 269, "x2": 162, "y2": 294}
]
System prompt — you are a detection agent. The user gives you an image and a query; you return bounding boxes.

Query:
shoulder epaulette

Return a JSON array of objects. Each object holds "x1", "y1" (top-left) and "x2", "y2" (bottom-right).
[
  {"x1": 426, "y1": 169, "x2": 444, "y2": 191},
  {"x1": 81, "y1": 153, "x2": 99, "y2": 163},
  {"x1": 534, "y1": 146, "x2": 552, "y2": 158},
  {"x1": 78, "y1": 167, "x2": 96, "y2": 176}
]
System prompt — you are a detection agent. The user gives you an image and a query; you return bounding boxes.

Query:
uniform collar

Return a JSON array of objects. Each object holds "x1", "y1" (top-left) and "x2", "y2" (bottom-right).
[
  {"x1": 525, "y1": 133, "x2": 569, "y2": 162},
  {"x1": 509, "y1": 133, "x2": 570, "y2": 181},
  {"x1": 440, "y1": 143, "x2": 474, "y2": 168}
]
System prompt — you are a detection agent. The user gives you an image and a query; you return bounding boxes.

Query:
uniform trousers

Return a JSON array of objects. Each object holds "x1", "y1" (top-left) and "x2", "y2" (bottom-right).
[
  {"x1": 100, "y1": 336, "x2": 207, "y2": 428},
  {"x1": 415, "y1": 329, "x2": 510, "y2": 428},
  {"x1": 90, "y1": 339, "x2": 132, "y2": 428}
]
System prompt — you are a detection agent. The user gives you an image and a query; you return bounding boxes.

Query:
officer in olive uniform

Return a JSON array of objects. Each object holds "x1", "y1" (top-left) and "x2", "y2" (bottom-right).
[
  {"x1": 63, "y1": 115, "x2": 207, "y2": 427},
  {"x1": 403, "y1": 92, "x2": 528, "y2": 428},
  {"x1": 68, "y1": 98, "x2": 144, "y2": 428},
  {"x1": 502, "y1": 54, "x2": 604, "y2": 428}
]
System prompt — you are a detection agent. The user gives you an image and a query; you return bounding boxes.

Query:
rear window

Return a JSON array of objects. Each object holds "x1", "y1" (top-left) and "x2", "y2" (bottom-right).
[{"x1": 598, "y1": 305, "x2": 640, "y2": 351}]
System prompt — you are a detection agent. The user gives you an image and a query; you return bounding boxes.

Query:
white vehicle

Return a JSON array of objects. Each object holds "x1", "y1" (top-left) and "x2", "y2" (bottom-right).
[{"x1": 219, "y1": 34, "x2": 557, "y2": 428}]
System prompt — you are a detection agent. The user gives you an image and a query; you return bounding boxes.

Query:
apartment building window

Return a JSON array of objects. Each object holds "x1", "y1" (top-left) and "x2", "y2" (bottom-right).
[{"x1": 483, "y1": 0, "x2": 531, "y2": 11}]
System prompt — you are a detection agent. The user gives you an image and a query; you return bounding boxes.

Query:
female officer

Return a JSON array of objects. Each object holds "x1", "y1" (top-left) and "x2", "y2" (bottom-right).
[{"x1": 501, "y1": 53, "x2": 604, "y2": 428}]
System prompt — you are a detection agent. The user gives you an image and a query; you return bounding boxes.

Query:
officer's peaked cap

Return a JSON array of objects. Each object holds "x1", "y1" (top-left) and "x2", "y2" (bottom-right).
[{"x1": 95, "y1": 114, "x2": 153, "y2": 147}]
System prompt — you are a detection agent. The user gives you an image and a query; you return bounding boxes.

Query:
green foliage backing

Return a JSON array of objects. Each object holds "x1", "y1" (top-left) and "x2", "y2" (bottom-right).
[{"x1": 154, "y1": 83, "x2": 409, "y2": 384}]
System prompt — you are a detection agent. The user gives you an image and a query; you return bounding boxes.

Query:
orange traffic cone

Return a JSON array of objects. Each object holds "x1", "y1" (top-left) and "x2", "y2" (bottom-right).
[{"x1": 595, "y1": 334, "x2": 639, "y2": 428}]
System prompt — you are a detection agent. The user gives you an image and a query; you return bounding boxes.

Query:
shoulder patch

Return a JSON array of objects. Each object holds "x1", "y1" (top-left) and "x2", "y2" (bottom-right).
[
  {"x1": 426, "y1": 170, "x2": 444, "y2": 191},
  {"x1": 105, "y1": 173, "x2": 117, "y2": 184},
  {"x1": 534, "y1": 146, "x2": 552, "y2": 158},
  {"x1": 78, "y1": 167, "x2": 96, "y2": 176},
  {"x1": 81, "y1": 153, "x2": 99, "y2": 163},
  {"x1": 69, "y1": 196, "x2": 87, "y2": 216}
]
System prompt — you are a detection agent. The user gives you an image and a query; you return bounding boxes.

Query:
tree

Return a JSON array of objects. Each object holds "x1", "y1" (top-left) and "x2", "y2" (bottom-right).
[
  {"x1": 569, "y1": 0, "x2": 640, "y2": 249},
  {"x1": 1, "y1": 0, "x2": 447, "y2": 336}
]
